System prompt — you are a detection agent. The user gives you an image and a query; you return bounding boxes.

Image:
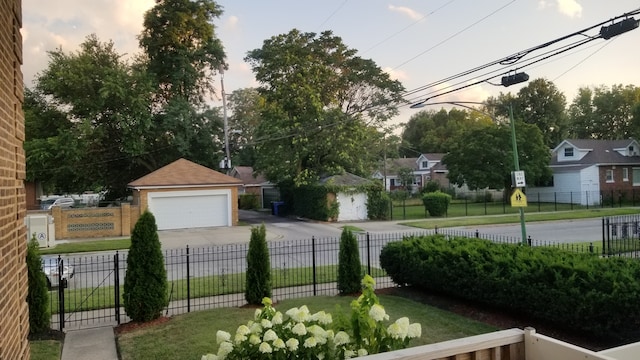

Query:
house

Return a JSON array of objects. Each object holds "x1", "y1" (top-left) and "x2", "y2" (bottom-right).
[
  {"x1": 528, "y1": 139, "x2": 640, "y2": 205},
  {"x1": 372, "y1": 153, "x2": 449, "y2": 192},
  {"x1": 128, "y1": 158, "x2": 242, "y2": 230},
  {"x1": 228, "y1": 166, "x2": 278, "y2": 209},
  {"x1": 319, "y1": 172, "x2": 372, "y2": 221}
]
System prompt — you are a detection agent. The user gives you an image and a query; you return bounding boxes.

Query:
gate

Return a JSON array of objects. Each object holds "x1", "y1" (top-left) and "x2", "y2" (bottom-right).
[{"x1": 602, "y1": 215, "x2": 640, "y2": 258}]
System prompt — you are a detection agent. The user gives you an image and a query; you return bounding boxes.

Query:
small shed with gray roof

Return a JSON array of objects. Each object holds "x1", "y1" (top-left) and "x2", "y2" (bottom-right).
[
  {"x1": 128, "y1": 158, "x2": 242, "y2": 230},
  {"x1": 319, "y1": 172, "x2": 372, "y2": 221}
]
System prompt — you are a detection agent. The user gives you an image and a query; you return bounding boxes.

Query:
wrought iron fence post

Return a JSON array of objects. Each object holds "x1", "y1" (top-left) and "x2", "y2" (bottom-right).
[
  {"x1": 554, "y1": 192, "x2": 557, "y2": 211},
  {"x1": 58, "y1": 255, "x2": 64, "y2": 331},
  {"x1": 186, "y1": 245, "x2": 191, "y2": 313},
  {"x1": 312, "y1": 236, "x2": 317, "y2": 296},
  {"x1": 114, "y1": 251, "x2": 120, "y2": 325},
  {"x1": 366, "y1": 232, "x2": 371, "y2": 275}
]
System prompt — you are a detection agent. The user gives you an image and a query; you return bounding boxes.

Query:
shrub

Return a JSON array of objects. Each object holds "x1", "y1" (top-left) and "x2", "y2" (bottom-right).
[
  {"x1": 238, "y1": 194, "x2": 260, "y2": 210},
  {"x1": 337, "y1": 228, "x2": 362, "y2": 294},
  {"x1": 367, "y1": 187, "x2": 391, "y2": 220},
  {"x1": 420, "y1": 180, "x2": 441, "y2": 194},
  {"x1": 245, "y1": 224, "x2": 271, "y2": 305},
  {"x1": 422, "y1": 191, "x2": 451, "y2": 216},
  {"x1": 26, "y1": 235, "x2": 50, "y2": 334},
  {"x1": 123, "y1": 210, "x2": 168, "y2": 322}
]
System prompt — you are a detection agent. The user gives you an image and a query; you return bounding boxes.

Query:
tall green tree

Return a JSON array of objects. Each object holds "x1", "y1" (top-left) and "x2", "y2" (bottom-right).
[
  {"x1": 337, "y1": 228, "x2": 362, "y2": 295},
  {"x1": 444, "y1": 121, "x2": 551, "y2": 190},
  {"x1": 227, "y1": 88, "x2": 264, "y2": 166},
  {"x1": 245, "y1": 29, "x2": 405, "y2": 186},
  {"x1": 26, "y1": 237, "x2": 50, "y2": 334},
  {"x1": 245, "y1": 224, "x2": 271, "y2": 305}
]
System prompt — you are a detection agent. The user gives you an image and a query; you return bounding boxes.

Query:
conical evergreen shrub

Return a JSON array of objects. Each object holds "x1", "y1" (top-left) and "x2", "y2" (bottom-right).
[
  {"x1": 26, "y1": 235, "x2": 50, "y2": 334},
  {"x1": 123, "y1": 210, "x2": 168, "y2": 322},
  {"x1": 245, "y1": 224, "x2": 271, "y2": 305},
  {"x1": 337, "y1": 228, "x2": 362, "y2": 294}
]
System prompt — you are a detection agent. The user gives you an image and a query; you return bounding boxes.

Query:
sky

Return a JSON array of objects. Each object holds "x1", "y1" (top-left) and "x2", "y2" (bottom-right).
[{"x1": 20, "y1": 0, "x2": 640, "y2": 129}]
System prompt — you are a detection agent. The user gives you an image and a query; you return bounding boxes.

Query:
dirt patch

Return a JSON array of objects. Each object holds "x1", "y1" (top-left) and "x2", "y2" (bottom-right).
[
  {"x1": 29, "y1": 329, "x2": 65, "y2": 342},
  {"x1": 114, "y1": 316, "x2": 171, "y2": 335}
]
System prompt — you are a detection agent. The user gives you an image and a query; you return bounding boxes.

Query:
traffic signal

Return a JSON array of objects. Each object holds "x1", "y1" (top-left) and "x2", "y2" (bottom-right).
[
  {"x1": 501, "y1": 72, "x2": 530, "y2": 87},
  {"x1": 600, "y1": 17, "x2": 639, "y2": 40}
]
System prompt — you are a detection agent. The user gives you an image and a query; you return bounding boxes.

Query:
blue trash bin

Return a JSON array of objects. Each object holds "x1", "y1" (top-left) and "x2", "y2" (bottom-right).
[{"x1": 273, "y1": 201, "x2": 285, "y2": 216}]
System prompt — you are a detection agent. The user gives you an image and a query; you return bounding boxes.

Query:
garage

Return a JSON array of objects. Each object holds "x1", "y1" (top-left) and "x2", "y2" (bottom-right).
[
  {"x1": 148, "y1": 190, "x2": 231, "y2": 230},
  {"x1": 128, "y1": 158, "x2": 242, "y2": 231}
]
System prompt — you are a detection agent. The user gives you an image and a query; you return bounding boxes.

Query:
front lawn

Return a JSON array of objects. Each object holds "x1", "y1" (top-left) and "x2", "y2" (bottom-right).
[{"x1": 116, "y1": 293, "x2": 497, "y2": 360}]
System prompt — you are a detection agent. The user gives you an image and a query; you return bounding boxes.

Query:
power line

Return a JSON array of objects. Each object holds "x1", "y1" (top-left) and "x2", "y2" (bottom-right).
[{"x1": 316, "y1": 0, "x2": 349, "y2": 31}]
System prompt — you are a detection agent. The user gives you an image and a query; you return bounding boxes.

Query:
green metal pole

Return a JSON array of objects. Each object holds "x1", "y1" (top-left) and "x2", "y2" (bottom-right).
[{"x1": 509, "y1": 104, "x2": 528, "y2": 245}]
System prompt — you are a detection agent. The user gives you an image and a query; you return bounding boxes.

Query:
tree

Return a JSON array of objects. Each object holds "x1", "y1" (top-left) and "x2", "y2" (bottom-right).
[
  {"x1": 124, "y1": 211, "x2": 168, "y2": 322},
  {"x1": 337, "y1": 228, "x2": 362, "y2": 295},
  {"x1": 444, "y1": 121, "x2": 551, "y2": 190},
  {"x1": 227, "y1": 88, "x2": 264, "y2": 167},
  {"x1": 245, "y1": 224, "x2": 271, "y2": 305},
  {"x1": 397, "y1": 167, "x2": 415, "y2": 192},
  {"x1": 26, "y1": 236, "x2": 50, "y2": 334},
  {"x1": 245, "y1": 29, "x2": 405, "y2": 186}
]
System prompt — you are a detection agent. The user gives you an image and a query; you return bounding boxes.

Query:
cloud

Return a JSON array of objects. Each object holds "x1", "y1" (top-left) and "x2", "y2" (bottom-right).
[
  {"x1": 224, "y1": 15, "x2": 240, "y2": 29},
  {"x1": 388, "y1": 5, "x2": 423, "y2": 21},
  {"x1": 538, "y1": 0, "x2": 582, "y2": 18},
  {"x1": 383, "y1": 67, "x2": 408, "y2": 81}
]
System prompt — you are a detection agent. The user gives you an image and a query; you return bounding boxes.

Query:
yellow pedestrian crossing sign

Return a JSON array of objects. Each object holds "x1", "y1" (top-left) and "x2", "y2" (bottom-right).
[{"x1": 510, "y1": 188, "x2": 527, "y2": 207}]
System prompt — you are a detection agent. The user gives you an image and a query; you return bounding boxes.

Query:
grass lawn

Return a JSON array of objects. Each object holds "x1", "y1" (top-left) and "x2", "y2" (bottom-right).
[
  {"x1": 30, "y1": 339, "x2": 61, "y2": 360},
  {"x1": 39, "y1": 238, "x2": 130, "y2": 255},
  {"x1": 116, "y1": 294, "x2": 498, "y2": 360}
]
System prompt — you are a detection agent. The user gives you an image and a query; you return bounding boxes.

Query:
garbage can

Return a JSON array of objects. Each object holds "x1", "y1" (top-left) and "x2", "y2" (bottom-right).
[{"x1": 273, "y1": 201, "x2": 285, "y2": 216}]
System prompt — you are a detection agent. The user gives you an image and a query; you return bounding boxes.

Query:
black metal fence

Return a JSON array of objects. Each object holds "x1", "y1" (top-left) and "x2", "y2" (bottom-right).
[
  {"x1": 602, "y1": 214, "x2": 640, "y2": 258},
  {"x1": 47, "y1": 228, "x2": 605, "y2": 331}
]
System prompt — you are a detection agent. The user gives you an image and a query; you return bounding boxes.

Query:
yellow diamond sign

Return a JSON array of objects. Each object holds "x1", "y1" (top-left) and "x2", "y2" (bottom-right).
[{"x1": 510, "y1": 188, "x2": 527, "y2": 207}]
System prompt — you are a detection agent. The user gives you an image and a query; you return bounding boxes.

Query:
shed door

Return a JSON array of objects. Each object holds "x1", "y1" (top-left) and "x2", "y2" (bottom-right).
[
  {"x1": 148, "y1": 190, "x2": 230, "y2": 230},
  {"x1": 336, "y1": 192, "x2": 368, "y2": 221}
]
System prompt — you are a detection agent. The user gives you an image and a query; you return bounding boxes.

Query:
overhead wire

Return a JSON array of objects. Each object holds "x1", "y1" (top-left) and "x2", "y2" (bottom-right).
[{"x1": 316, "y1": 0, "x2": 349, "y2": 31}]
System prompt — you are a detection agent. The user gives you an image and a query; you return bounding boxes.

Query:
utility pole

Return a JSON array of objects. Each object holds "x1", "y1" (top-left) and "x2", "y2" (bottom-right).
[
  {"x1": 508, "y1": 104, "x2": 527, "y2": 245},
  {"x1": 220, "y1": 69, "x2": 231, "y2": 171}
]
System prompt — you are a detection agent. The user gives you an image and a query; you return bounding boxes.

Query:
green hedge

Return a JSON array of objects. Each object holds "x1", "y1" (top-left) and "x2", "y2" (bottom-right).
[
  {"x1": 238, "y1": 193, "x2": 259, "y2": 210},
  {"x1": 380, "y1": 235, "x2": 640, "y2": 337},
  {"x1": 422, "y1": 191, "x2": 451, "y2": 216}
]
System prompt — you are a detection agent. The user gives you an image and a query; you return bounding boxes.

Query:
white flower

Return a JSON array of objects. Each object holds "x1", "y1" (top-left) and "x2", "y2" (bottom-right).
[
  {"x1": 388, "y1": 317, "x2": 410, "y2": 340},
  {"x1": 286, "y1": 338, "x2": 299, "y2": 352},
  {"x1": 304, "y1": 336, "x2": 318, "y2": 348},
  {"x1": 261, "y1": 319, "x2": 273, "y2": 329},
  {"x1": 201, "y1": 354, "x2": 218, "y2": 360},
  {"x1": 292, "y1": 322, "x2": 307, "y2": 336},
  {"x1": 216, "y1": 330, "x2": 231, "y2": 344},
  {"x1": 334, "y1": 331, "x2": 350, "y2": 346},
  {"x1": 357, "y1": 348, "x2": 369, "y2": 356},
  {"x1": 272, "y1": 311, "x2": 283, "y2": 325},
  {"x1": 217, "y1": 341, "x2": 233, "y2": 358},
  {"x1": 408, "y1": 323, "x2": 422, "y2": 339},
  {"x1": 249, "y1": 322, "x2": 262, "y2": 334},
  {"x1": 287, "y1": 305, "x2": 311, "y2": 322},
  {"x1": 263, "y1": 329, "x2": 278, "y2": 342},
  {"x1": 259, "y1": 342, "x2": 272, "y2": 354},
  {"x1": 344, "y1": 349, "x2": 356, "y2": 359},
  {"x1": 233, "y1": 333, "x2": 247, "y2": 344},
  {"x1": 368, "y1": 304, "x2": 389, "y2": 322},
  {"x1": 254, "y1": 308, "x2": 262, "y2": 319},
  {"x1": 311, "y1": 310, "x2": 332, "y2": 325},
  {"x1": 249, "y1": 334, "x2": 261, "y2": 345},
  {"x1": 236, "y1": 325, "x2": 250, "y2": 336},
  {"x1": 317, "y1": 352, "x2": 325, "y2": 359},
  {"x1": 307, "y1": 325, "x2": 327, "y2": 338},
  {"x1": 273, "y1": 338, "x2": 286, "y2": 350}
]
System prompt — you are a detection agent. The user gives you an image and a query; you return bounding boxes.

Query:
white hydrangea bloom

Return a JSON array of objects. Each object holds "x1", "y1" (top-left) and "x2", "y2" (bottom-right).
[
  {"x1": 317, "y1": 352, "x2": 325, "y2": 359},
  {"x1": 249, "y1": 334, "x2": 261, "y2": 345},
  {"x1": 273, "y1": 338, "x2": 286, "y2": 350},
  {"x1": 290, "y1": 305, "x2": 311, "y2": 322},
  {"x1": 307, "y1": 325, "x2": 327, "y2": 339},
  {"x1": 233, "y1": 333, "x2": 247, "y2": 344},
  {"x1": 344, "y1": 349, "x2": 356, "y2": 359},
  {"x1": 201, "y1": 354, "x2": 218, "y2": 360},
  {"x1": 334, "y1": 331, "x2": 350, "y2": 346},
  {"x1": 261, "y1": 319, "x2": 273, "y2": 329},
  {"x1": 236, "y1": 325, "x2": 250, "y2": 336},
  {"x1": 217, "y1": 341, "x2": 233, "y2": 358},
  {"x1": 311, "y1": 311, "x2": 332, "y2": 325},
  {"x1": 263, "y1": 329, "x2": 278, "y2": 342},
  {"x1": 254, "y1": 309, "x2": 262, "y2": 319},
  {"x1": 292, "y1": 322, "x2": 307, "y2": 336},
  {"x1": 259, "y1": 342, "x2": 273, "y2": 354},
  {"x1": 249, "y1": 322, "x2": 262, "y2": 334},
  {"x1": 408, "y1": 323, "x2": 422, "y2": 339},
  {"x1": 286, "y1": 338, "x2": 299, "y2": 352},
  {"x1": 285, "y1": 307, "x2": 298, "y2": 318},
  {"x1": 304, "y1": 336, "x2": 318, "y2": 348},
  {"x1": 357, "y1": 348, "x2": 368, "y2": 356},
  {"x1": 216, "y1": 330, "x2": 231, "y2": 344},
  {"x1": 368, "y1": 304, "x2": 389, "y2": 322},
  {"x1": 387, "y1": 317, "x2": 410, "y2": 340},
  {"x1": 272, "y1": 311, "x2": 284, "y2": 325}
]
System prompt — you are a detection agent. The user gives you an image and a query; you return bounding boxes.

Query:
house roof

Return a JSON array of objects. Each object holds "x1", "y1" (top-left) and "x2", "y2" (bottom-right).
[
  {"x1": 319, "y1": 172, "x2": 372, "y2": 187},
  {"x1": 230, "y1": 166, "x2": 268, "y2": 185},
  {"x1": 128, "y1": 158, "x2": 242, "y2": 188},
  {"x1": 419, "y1": 153, "x2": 445, "y2": 161},
  {"x1": 551, "y1": 139, "x2": 640, "y2": 167}
]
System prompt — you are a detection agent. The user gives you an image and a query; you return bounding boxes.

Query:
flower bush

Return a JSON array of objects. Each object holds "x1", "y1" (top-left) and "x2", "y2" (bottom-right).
[{"x1": 202, "y1": 275, "x2": 421, "y2": 360}]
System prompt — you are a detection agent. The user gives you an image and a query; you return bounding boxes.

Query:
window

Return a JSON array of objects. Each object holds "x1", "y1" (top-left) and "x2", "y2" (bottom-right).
[
  {"x1": 623, "y1": 168, "x2": 629, "y2": 181},
  {"x1": 633, "y1": 168, "x2": 640, "y2": 186},
  {"x1": 389, "y1": 178, "x2": 396, "y2": 186},
  {"x1": 421, "y1": 161, "x2": 429, "y2": 168},
  {"x1": 606, "y1": 169, "x2": 614, "y2": 183},
  {"x1": 564, "y1": 147, "x2": 574, "y2": 157},
  {"x1": 630, "y1": 146, "x2": 635, "y2": 154}
]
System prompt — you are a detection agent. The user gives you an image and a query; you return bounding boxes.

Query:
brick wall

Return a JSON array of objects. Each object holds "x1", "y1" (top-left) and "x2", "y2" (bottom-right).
[{"x1": 0, "y1": 0, "x2": 30, "y2": 359}]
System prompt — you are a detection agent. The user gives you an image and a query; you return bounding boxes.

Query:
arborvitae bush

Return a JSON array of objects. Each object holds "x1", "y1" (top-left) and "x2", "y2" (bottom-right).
[
  {"x1": 367, "y1": 187, "x2": 391, "y2": 220},
  {"x1": 422, "y1": 191, "x2": 451, "y2": 216},
  {"x1": 245, "y1": 224, "x2": 271, "y2": 305},
  {"x1": 238, "y1": 194, "x2": 259, "y2": 209},
  {"x1": 123, "y1": 211, "x2": 168, "y2": 322},
  {"x1": 337, "y1": 228, "x2": 362, "y2": 294},
  {"x1": 26, "y1": 235, "x2": 50, "y2": 334}
]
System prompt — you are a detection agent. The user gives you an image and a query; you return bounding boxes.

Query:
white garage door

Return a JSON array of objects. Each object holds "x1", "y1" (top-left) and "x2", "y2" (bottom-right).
[
  {"x1": 336, "y1": 192, "x2": 368, "y2": 221},
  {"x1": 148, "y1": 190, "x2": 231, "y2": 230}
]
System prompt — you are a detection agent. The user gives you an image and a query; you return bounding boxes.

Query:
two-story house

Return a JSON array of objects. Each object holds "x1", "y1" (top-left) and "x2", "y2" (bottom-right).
[{"x1": 372, "y1": 153, "x2": 449, "y2": 192}]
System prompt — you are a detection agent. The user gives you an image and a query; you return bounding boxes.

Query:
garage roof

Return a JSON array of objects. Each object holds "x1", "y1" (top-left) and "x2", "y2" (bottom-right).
[{"x1": 128, "y1": 158, "x2": 242, "y2": 189}]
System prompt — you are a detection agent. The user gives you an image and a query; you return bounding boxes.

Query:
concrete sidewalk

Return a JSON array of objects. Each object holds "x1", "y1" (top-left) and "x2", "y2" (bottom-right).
[{"x1": 61, "y1": 326, "x2": 118, "y2": 360}]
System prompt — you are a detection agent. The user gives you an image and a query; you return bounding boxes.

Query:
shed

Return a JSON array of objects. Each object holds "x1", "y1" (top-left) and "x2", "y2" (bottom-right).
[
  {"x1": 128, "y1": 158, "x2": 242, "y2": 230},
  {"x1": 319, "y1": 173, "x2": 371, "y2": 222}
]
